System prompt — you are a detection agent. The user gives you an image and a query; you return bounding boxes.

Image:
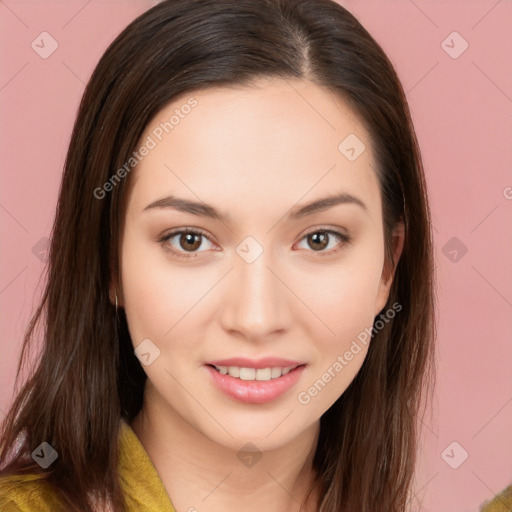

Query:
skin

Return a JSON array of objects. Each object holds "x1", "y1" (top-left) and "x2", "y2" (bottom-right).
[{"x1": 111, "y1": 77, "x2": 404, "y2": 512}]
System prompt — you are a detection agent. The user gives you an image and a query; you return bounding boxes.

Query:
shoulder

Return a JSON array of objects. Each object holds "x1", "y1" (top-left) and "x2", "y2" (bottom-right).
[
  {"x1": 0, "y1": 420, "x2": 176, "y2": 512},
  {"x1": 0, "y1": 422, "x2": 130, "y2": 511},
  {"x1": 479, "y1": 484, "x2": 512, "y2": 512},
  {"x1": 0, "y1": 473, "x2": 63, "y2": 512}
]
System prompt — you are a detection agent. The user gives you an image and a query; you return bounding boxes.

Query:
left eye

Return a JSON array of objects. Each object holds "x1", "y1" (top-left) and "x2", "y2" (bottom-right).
[{"x1": 295, "y1": 229, "x2": 350, "y2": 254}]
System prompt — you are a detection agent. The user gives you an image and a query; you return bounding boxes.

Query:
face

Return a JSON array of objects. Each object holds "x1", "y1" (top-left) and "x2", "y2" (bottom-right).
[{"x1": 113, "y1": 78, "x2": 403, "y2": 451}]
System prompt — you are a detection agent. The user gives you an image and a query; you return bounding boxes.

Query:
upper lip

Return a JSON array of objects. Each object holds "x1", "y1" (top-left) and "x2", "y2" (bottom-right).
[{"x1": 206, "y1": 357, "x2": 306, "y2": 369}]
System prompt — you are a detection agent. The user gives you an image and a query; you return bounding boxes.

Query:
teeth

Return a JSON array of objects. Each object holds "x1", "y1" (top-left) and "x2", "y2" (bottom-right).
[
  {"x1": 255, "y1": 368, "x2": 272, "y2": 381},
  {"x1": 228, "y1": 366, "x2": 240, "y2": 378},
  {"x1": 239, "y1": 368, "x2": 256, "y2": 380},
  {"x1": 271, "y1": 367, "x2": 282, "y2": 378},
  {"x1": 213, "y1": 365, "x2": 297, "y2": 380}
]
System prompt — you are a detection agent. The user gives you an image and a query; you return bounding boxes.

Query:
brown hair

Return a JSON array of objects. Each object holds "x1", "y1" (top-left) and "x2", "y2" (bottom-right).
[{"x1": 0, "y1": 0, "x2": 436, "y2": 510}]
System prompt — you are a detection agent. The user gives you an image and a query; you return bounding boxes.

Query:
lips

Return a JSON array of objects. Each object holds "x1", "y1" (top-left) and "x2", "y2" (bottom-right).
[
  {"x1": 206, "y1": 357, "x2": 305, "y2": 369},
  {"x1": 204, "y1": 357, "x2": 307, "y2": 404}
]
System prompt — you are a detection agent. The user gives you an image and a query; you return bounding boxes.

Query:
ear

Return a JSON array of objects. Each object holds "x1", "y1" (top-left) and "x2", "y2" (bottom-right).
[
  {"x1": 108, "y1": 280, "x2": 118, "y2": 307},
  {"x1": 109, "y1": 278, "x2": 124, "y2": 308},
  {"x1": 108, "y1": 251, "x2": 123, "y2": 307},
  {"x1": 374, "y1": 220, "x2": 405, "y2": 316}
]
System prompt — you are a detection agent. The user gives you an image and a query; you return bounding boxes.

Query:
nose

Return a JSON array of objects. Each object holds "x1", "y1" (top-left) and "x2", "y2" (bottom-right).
[{"x1": 219, "y1": 248, "x2": 291, "y2": 342}]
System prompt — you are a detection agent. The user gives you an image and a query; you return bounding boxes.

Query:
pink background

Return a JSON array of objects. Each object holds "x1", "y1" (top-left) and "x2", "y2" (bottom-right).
[{"x1": 1, "y1": 1, "x2": 511, "y2": 510}]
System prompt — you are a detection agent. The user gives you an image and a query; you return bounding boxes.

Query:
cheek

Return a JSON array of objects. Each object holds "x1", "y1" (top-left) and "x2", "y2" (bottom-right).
[
  {"x1": 293, "y1": 288, "x2": 377, "y2": 417},
  {"x1": 120, "y1": 229, "x2": 209, "y2": 353},
  {"x1": 305, "y1": 268, "x2": 378, "y2": 365},
  {"x1": 290, "y1": 244, "x2": 384, "y2": 407},
  {"x1": 315, "y1": 268, "x2": 380, "y2": 326},
  {"x1": 294, "y1": 244, "x2": 384, "y2": 344}
]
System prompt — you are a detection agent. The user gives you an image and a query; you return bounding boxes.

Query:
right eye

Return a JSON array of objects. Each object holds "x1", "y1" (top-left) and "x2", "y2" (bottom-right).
[{"x1": 159, "y1": 228, "x2": 217, "y2": 258}]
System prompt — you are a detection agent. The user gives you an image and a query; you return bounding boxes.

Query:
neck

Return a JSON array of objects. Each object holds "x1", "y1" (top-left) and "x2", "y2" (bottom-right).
[{"x1": 130, "y1": 385, "x2": 321, "y2": 512}]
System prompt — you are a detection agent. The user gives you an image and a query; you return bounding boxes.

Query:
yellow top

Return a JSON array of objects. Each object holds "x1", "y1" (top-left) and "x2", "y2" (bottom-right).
[
  {"x1": 0, "y1": 420, "x2": 510, "y2": 511},
  {"x1": 478, "y1": 483, "x2": 512, "y2": 512},
  {"x1": 0, "y1": 419, "x2": 176, "y2": 511}
]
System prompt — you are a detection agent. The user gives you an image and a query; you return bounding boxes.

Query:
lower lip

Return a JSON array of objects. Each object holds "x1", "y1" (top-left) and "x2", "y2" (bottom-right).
[{"x1": 205, "y1": 365, "x2": 306, "y2": 404}]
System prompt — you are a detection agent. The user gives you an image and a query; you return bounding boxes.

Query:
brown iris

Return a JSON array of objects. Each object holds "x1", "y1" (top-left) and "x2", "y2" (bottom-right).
[
  {"x1": 307, "y1": 231, "x2": 329, "y2": 251},
  {"x1": 179, "y1": 232, "x2": 202, "y2": 251}
]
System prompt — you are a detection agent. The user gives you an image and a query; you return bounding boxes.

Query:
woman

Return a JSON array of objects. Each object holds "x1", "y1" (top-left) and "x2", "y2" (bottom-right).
[{"x1": 0, "y1": 0, "x2": 439, "y2": 510}]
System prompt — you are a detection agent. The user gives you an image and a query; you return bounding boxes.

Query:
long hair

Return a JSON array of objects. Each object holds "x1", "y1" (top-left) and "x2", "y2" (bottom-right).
[{"x1": 0, "y1": 1, "x2": 436, "y2": 510}]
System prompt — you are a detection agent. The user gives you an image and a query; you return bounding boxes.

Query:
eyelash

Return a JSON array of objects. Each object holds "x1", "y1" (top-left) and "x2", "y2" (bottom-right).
[{"x1": 158, "y1": 227, "x2": 352, "y2": 259}]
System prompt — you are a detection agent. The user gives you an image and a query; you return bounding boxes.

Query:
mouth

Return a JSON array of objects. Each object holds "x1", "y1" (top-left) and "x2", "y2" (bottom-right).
[
  {"x1": 204, "y1": 360, "x2": 307, "y2": 404},
  {"x1": 207, "y1": 364, "x2": 304, "y2": 381}
]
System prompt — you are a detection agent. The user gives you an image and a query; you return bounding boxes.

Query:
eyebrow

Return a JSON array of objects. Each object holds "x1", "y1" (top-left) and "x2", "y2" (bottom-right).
[{"x1": 143, "y1": 192, "x2": 367, "y2": 222}]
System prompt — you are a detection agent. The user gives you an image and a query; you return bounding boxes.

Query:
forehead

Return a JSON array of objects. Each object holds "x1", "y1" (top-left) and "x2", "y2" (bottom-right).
[{"x1": 124, "y1": 78, "x2": 381, "y2": 223}]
